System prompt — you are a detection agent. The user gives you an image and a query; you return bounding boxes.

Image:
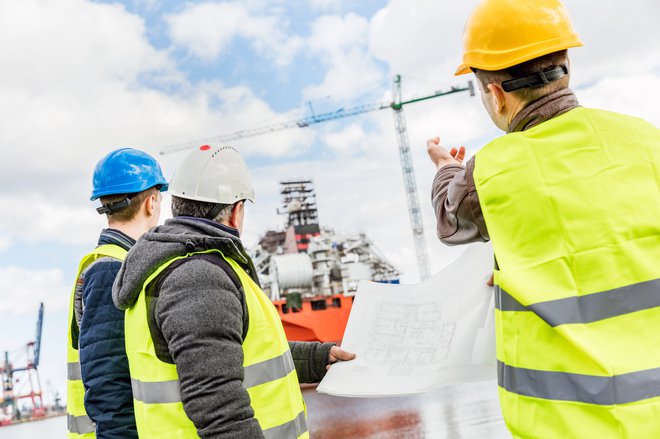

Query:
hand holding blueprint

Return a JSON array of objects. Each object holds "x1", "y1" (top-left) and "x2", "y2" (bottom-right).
[{"x1": 317, "y1": 243, "x2": 496, "y2": 397}]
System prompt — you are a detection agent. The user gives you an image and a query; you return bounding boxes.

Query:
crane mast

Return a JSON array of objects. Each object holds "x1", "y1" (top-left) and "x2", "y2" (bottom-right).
[{"x1": 392, "y1": 75, "x2": 429, "y2": 280}]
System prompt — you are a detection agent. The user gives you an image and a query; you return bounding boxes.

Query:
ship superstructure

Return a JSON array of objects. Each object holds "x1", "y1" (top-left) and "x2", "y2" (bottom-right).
[{"x1": 251, "y1": 180, "x2": 399, "y2": 342}]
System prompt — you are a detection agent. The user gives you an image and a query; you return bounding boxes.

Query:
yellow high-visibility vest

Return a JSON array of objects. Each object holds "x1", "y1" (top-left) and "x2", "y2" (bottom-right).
[
  {"x1": 125, "y1": 249, "x2": 308, "y2": 438},
  {"x1": 473, "y1": 107, "x2": 660, "y2": 439},
  {"x1": 66, "y1": 244, "x2": 128, "y2": 438}
]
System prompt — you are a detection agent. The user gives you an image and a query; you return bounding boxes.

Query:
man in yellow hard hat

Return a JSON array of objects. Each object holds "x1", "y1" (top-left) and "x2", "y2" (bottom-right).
[{"x1": 426, "y1": 1, "x2": 660, "y2": 438}]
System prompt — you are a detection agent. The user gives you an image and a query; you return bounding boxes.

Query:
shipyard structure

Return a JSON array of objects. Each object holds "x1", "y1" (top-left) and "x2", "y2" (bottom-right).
[
  {"x1": 250, "y1": 180, "x2": 400, "y2": 343},
  {"x1": 0, "y1": 303, "x2": 64, "y2": 426}
]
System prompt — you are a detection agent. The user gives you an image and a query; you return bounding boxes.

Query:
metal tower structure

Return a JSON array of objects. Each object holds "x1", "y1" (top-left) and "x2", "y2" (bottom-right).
[
  {"x1": 277, "y1": 180, "x2": 319, "y2": 227},
  {"x1": 1, "y1": 303, "x2": 45, "y2": 420},
  {"x1": 391, "y1": 75, "x2": 429, "y2": 279},
  {"x1": 161, "y1": 77, "x2": 474, "y2": 279},
  {"x1": 1, "y1": 351, "x2": 15, "y2": 416}
]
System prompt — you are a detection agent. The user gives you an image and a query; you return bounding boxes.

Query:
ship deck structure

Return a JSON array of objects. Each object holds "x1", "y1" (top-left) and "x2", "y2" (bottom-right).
[{"x1": 251, "y1": 180, "x2": 400, "y2": 343}]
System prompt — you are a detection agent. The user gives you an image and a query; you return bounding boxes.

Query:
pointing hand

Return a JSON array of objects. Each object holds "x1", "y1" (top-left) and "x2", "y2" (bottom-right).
[{"x1": 427, "y1": 137, "x2": 466, "y2": 170}]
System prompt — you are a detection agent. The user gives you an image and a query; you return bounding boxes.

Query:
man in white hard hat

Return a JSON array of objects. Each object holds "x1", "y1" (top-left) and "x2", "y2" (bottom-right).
[
  {"x1": 113, "y1": 145, "x2": 354, "y2": 438},
  {"x1": 426, "y1": 0, "x2": 660, "y2": 438}
]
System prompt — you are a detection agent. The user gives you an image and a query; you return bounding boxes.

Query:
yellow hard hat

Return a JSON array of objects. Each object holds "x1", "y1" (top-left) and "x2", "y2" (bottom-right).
[{"x1": 455, "y1": 0, "x2": 583, "y2": 76}]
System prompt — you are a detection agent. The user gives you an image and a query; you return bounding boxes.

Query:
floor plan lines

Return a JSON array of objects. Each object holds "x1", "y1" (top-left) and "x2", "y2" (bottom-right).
[{"x1": 364, "y1": 302, "x2": 456, "y2": 365}]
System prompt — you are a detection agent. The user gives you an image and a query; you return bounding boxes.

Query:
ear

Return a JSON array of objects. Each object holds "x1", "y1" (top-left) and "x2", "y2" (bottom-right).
[
  {"x1": 487, "y1": 82, "x2": 507, "y2": 114},
  {"x1": 228, "y1": 201, "x2": 244, "y2": 229},
  {"x1": 144, "y1": 192, "x2": 158, "y2": 217}
]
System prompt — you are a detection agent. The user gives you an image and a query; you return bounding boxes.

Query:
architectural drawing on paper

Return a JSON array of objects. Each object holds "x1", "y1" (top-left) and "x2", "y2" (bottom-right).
[{"x1": 363, "y1": 302, "x2": 456, "y2": 365}]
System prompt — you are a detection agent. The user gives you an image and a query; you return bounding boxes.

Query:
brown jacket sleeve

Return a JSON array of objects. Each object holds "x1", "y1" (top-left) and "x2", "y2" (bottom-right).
[{"x1": 431, "y1": 157, "x2": 489, "y2": 245}]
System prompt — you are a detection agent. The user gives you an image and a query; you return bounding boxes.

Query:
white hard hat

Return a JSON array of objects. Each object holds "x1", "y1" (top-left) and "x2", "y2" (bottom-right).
[{"x1": 169, "y1": 145, "x2": 255, "y2": 204}]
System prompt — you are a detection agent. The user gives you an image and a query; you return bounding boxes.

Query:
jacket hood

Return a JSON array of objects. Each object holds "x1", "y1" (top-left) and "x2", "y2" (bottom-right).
[{"x1": 112, "y1": 217, "x2": 249, "y2": 310}]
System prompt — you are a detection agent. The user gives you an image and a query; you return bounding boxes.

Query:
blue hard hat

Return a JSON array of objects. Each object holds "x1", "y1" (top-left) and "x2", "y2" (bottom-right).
[{"x1": 90, "y1": 148, "x2": 169, "y2": 200}]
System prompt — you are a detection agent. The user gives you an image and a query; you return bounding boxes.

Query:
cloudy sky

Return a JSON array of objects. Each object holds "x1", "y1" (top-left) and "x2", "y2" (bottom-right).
[{"x1": 0, "y1": 0, "x2": 658, "y2": 403}]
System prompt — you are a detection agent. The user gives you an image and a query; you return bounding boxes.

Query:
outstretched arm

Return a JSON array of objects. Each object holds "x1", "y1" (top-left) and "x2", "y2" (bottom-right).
[{"x1": 427, "y1": 137, "x2": 489, "y2": 245}]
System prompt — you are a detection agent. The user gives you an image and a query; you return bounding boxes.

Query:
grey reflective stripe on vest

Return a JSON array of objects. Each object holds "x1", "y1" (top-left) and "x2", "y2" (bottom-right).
[
  {"x1": 244, "y1": 350, "x2": 295, "y2": 389},
  {"x1": 131, "y1": 378, "x2": 182, "y2": 404},
  {"x1": 263, "y1": 409, "x2": 307, "y2": 439},
  {"x1": 130, "y1": 350, "x2": 295, "y2": 405},
  {"x1": 67, "y1": 413, "x2": 95, "y2": 434},
  {"x1": 494, "y1": 286, "x2": 527, "y2": 312},
  {"x1": 495, "y1": 277, "x2": 660, "y2": 326},
  {"x1": 68, "y1": 362, "x2": 82, "y2": 380},
  {"x1": 498, "y1": 360, "x2": 660, "y2": 405}
]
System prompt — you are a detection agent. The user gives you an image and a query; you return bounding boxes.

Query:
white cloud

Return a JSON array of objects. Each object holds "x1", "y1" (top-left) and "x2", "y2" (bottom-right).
[
  {"x1": 165, "y1": 2, "x2": 303, "y2": 65},
  {"x1": 0, "y1": 0, "x2": 312, "y2": 159},
  {"x1": 0, "y1": 0, "x2": 317, "y2": 247},
  {"x1": 577, "y1": 75, "x2": 660, "y2": 126},
  {"x1": 303, "y1": 13, "x2": 385, "y2": 101},
  {"x1": 308, "y1": 12, "x2": 369, "y2": 55},
  {"x1": 309, "y1": 0, "x2": 343, "y2": 11},
  {"x1": 130, "y1": 0, "x2": 161, "y2": 13},
  {"x1": 0, "y1": 236, "x2": 9, "y2": 252},
  {"x1": 155, "y1": 81, "x2": 317, "y2": 159},
  {"x1": 564, "y1": 0, "x2": 660, "y2": 87},
  {"x1": 0, "y1": 194, "x2": 104, "y2": 246},
  {"x1": 0, "y1": 266, "x2": 69, "y2": 316},
  {"x1": 323, "y1": 123, "x2": 367, "y2": 155},
  {"x1": 369, "y1": 1, "x2": 478, "y2": 81},
  {"x1": 0, "y1": 0, "x2": 171, "y2": 91},
  {"x1": 0, "y1": 0, "x2": 173, "y2": 190}
]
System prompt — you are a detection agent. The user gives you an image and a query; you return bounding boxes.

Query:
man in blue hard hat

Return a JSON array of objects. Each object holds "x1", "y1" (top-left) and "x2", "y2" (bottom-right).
[{"x1": 66, "y1": 148, "x2": 168, "y2": 439}]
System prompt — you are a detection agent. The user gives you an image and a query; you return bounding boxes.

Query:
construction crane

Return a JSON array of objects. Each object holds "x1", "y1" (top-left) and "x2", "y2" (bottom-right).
[
  {"x1": 1, "y1": 303, "x2": 45, "y2": 421},
  {"x1": 161, "y1": 76, "x2": 474, "y2": 280}
]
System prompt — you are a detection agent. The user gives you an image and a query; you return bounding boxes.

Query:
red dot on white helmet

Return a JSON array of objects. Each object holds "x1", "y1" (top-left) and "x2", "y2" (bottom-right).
[{"x1": 200, "y1": 145, "x2": 211, "y2": 151}]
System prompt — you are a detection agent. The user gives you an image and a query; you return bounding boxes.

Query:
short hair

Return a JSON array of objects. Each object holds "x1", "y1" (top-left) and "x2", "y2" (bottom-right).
[
  {"x1": 474, "y1": 50, "x2": 569, "y2": 104},
  {"x1": 171, "y1": 196, "x2": 235, "y2": 222},
  {"x1": 99, "y1": 186, "x2": 159, "y2": 222}
]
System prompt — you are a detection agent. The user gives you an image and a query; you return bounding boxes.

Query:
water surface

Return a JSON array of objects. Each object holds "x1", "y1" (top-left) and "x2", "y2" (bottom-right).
[
  {"x1": 3, "y1": 380, "x2": 509, "y2": 438},
  {"x1": 305, "y1": 379, "x2": 509, "y2": 438}
]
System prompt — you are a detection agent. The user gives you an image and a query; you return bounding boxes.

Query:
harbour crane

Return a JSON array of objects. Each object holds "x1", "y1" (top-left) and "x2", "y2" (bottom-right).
[
  {"x1": 160, "y1": 76, "x2": 474, "y2": 280},
  {"x1": 1, "y1": 303, "x2": 45, "y2": 421}
]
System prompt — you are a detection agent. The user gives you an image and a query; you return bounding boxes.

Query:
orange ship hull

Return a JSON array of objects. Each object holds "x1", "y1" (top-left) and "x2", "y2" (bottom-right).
[{"x1": 272, "y1": 294, "x2": 353, "y2": 343}]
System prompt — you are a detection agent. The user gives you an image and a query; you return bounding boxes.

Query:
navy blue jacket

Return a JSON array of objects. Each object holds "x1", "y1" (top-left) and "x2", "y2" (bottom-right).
[{"x1": 79, "y1": 229, "x2": 137, "y2": 439}]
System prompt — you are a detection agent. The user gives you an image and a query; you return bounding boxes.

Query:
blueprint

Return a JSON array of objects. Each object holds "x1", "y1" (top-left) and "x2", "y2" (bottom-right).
[{"x1": 317, "y1": 243, "x2": 496, "y2": 397}]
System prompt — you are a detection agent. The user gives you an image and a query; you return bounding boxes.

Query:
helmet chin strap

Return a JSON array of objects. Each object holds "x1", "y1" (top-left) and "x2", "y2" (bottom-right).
[
  {"x1": 96, "y1": 197, "x2": 132, "y2": 215},
  {"x1": 205, "y1": 203, "x2": 226, "y2": 220},
  {"x1": 501, "y1": 65, "x2": 568, "y2": 92}
]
